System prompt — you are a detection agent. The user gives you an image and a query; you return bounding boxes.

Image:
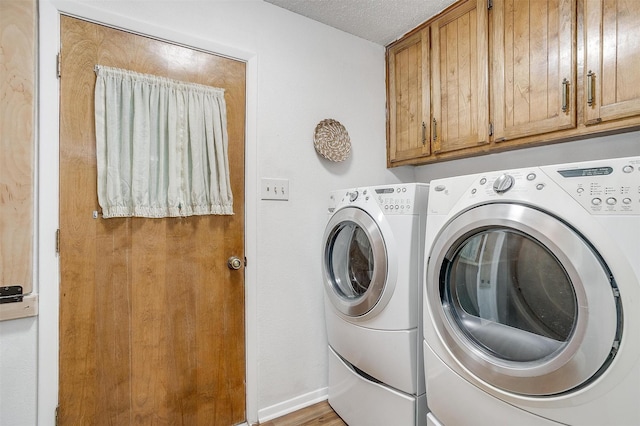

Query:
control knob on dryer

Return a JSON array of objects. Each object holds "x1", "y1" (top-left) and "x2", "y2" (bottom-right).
[{"x1": 493, "y1": 174, "x2": 515, "y2": 194}]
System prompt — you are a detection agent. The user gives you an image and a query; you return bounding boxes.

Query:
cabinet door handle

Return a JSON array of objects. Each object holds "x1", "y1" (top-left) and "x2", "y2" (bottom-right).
[
  {"x1": 422, "y1": 122, "x2": 426, "y2": 145},
  {"x1": 562, "y1": 78, "x2": 569, "y2": 113},
  {"x1": 432, "y1": 118, "x2": 438, "y2": 141},
  {"x1": 587, "y1": 70, "x2": 595, "y2": 107}
]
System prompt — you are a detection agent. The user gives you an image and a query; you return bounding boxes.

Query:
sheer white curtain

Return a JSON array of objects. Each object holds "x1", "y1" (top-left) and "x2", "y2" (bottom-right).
[{"x1": 94, "y1": 65, "x2": 233, "y2": 218}]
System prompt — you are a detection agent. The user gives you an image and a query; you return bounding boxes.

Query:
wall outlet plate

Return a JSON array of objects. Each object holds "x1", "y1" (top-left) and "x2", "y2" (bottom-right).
[{"x1": 261, "y1": 178, "x2": 289, "y2": 200}]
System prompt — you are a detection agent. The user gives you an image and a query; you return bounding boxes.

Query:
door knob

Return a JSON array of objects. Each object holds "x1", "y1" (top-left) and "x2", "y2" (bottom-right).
[{"x1": 227, "y1": 256, "x2": 243, "y2": 270}]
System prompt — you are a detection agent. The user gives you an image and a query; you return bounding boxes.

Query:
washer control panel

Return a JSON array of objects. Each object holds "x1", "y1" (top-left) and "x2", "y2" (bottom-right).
[
  {"x1": 329, "y1": 183, "x2": 428, "y2": 215},
  {"x1": 373, "y1": 185, "x2": 418, "y2": 214}
]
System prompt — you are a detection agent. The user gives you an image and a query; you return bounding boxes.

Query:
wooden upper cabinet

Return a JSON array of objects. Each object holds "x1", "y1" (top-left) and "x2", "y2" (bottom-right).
[
  {"x1": 431, "y1": 0, "x2": 489, "y2": 154},
  {"x1": 385, "y1": 0, "x2": 640, "y2": 167},
  {"x1": 387, "y1": 28, "x2": 431, "y2": 166},
  {"x1": 491, "y1": 0, "x2": 576, "y2": 142},
  {"x1": 584, "y1": 0, "x2": 640, "y2": 125}
]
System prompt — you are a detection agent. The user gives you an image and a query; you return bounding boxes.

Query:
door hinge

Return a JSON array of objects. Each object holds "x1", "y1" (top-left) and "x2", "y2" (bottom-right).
[
  {"x1": 56, "y1": 53, "x2": 61, "y2": 78},
  {"x1": 0, "y1": 286, "x2": 23, "y2": 304},
  {"x1": 56, "y1": 229, "x2": 60, "y2": 255},
  {"x1": 488, "y1": 0, "x2": 493, "y2": 9},
  {"x1": 55, "y1": 405, "x2": 59, "y2": 426},
  {"x1": 489, "y1": 122, "x2": 494, "y2": 136}
]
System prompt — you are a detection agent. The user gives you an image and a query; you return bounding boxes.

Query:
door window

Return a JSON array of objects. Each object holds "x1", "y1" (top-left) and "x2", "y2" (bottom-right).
[
  {"x1": 443, "y1": 228, "x2": 577, "y2": 363},
  {"x1": 323, "y1": 207, "x2": 388, "y2": 317},
  {"x1": 426, "y1": 203, "x2": 621, "y2": 395},
  {"x1": 327, "y1": 221, "x2": 375, "y2": 299}
]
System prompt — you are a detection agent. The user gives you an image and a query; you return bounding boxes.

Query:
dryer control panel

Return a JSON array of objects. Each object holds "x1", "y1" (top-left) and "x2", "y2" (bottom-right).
[{"x1": 543, "y1": 156, "x2": 640, "y2": 215}]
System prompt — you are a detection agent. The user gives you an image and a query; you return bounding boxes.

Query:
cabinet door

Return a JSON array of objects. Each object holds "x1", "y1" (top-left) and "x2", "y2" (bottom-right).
[
  {"x1": 0, "y1": 0, "x2": 36, "y2": 320},
  {"x1": 491, "y1": 0, "x2": 576, "y2": 142},
  {"x1": 585, "y1": 0, "x2": 640, "y2": 124},
  {"x1": 387, "y1": 28, "x2": 431, "y2": 165},
  {"x1": 431, "y1": 0, "x2": 489, "y2": 154}
]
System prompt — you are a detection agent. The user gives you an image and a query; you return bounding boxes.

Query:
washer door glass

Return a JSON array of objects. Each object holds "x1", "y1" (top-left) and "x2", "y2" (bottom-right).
[
  {"x1": 427, "y1": 203, "x2": 621, "y2": 395},
  {"x1": 445, "y1": 228, "x2": 576, "y2": 363},
  {"x1": 329, "y1": 221, "x2": 375, "y2": 298},
  {"x1": 323, "y1": 207, "x2": 388, "y2": 317}
]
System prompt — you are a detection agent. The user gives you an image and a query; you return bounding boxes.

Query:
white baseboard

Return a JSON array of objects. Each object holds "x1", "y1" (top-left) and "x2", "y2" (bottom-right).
[{"x1": 258, "y1": 387, "x2": 329, "y2": 423}]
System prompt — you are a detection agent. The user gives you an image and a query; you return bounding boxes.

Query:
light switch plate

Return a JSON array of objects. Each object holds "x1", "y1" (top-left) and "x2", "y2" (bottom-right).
[{"x1": 261, "y1": 178, "x2": 289, "y2": 200}]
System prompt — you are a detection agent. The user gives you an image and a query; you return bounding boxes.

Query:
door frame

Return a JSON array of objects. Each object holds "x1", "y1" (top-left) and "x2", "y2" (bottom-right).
[{"x1": 38, "y1": 2, "x2": 259, "y2": 424}]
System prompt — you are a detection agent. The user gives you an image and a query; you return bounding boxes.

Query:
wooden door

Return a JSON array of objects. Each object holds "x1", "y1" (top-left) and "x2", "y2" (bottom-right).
[
  {"x1": 491, "y1": 0, "x2": 576, "y2": 142},
  {"x1": 386, "y1": 28, "x2": 431, "y2": 166},
  {"x1": 584, "y1": 0, "x2": 640, "y2": 125},
  {"x1": 58, "y1": 16, "x2": 246, "y2": 425},
  {"x1": 431, "y1": 0, "x2": 489, "y2": 155}
]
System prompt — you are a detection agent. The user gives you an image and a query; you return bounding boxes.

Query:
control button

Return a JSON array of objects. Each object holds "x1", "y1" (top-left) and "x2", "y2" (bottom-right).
[
  {"x1": 434, "y1": 185, "x2": 446, "y2": 192},
  {"x1": 623, "y1": 198, "x2": 632, "y2": 205},
  {"x1": 363, "y1": 189, "x2": 368, "y2": 195},
  {"x1": 480, "y1": 178, "x2": 487, "y2": 185},
  {"x1": 592, "y1": 198, "x2": 602, "y2": 206},
  {"x1": 527, "y1": 173, "x2": 537, "y2": 181},
  {"x1": 577, "y1": 187, "x2": 584, "y2": 194},
  {"x1": 402, "y1": 187, "x2": 406, "y2": 192},
  {"x1": 623, "y1": 165, "x2": 634, "y2": 173},
  {"x1": 349, "y1": 191, "x2": 358, "y2": 202},
  {"x1": 606, "y1": 197, "x2": 617, "y2": 206},
  {"x1": 536, "y1": 183, "x2": 545, "y2": 190},
  {"x1": 493, "y1": 174, "x2": 515, "y2": 194},
  {"x1": 471, "y1": 188, "x2": 477, "y2": 195}
]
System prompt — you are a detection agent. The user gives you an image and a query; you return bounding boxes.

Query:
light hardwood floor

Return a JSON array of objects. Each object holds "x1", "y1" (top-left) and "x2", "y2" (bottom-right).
[{"x1": 259, "y1": 401, "x2": 346, "y2": 426}]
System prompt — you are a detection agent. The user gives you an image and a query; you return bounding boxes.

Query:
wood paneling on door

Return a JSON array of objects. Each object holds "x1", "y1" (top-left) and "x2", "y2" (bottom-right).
[
  {"x1": 387, "y1": 28, "x2": 431, "y2": 165},
  {"x1": 431, "y1": 0, "x2": 489, "y2": 154},
  {"x1": 491, "y1": 0, "x2": 576, "y2": 141},
  {"x1": 585, "y1": 0, "x2": 640, "y2": 124},
  {"x1": 59, "y1": 16, "x2": 246, "y2": 425},
  {"x1": 0, "y1": 0, "x2": 36, "y2": 319}
]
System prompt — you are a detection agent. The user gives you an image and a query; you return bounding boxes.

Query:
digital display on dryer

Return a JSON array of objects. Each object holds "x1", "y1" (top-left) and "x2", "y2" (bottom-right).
[
  {"x1": 558, "y1": 167, "x2": 613, "y2": 177},
  {"x1": 375, "y1": 188, "x2": 395, "y2": 194}
]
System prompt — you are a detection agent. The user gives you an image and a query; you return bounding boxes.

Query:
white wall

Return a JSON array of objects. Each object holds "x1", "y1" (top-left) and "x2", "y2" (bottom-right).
[
  {"x1": 0, "y1": 318, "x2": 38, "y2": 426},
  {"x1": 0, "y1": 1, "x2": 416, "y2": 425},
  {"x1": 414, "y1": 131, "x2": 640, "y2": 182}
]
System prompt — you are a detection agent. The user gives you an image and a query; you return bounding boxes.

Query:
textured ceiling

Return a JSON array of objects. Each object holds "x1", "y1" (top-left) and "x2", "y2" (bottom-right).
[{"x1": 264, "y1": 0, "x2": 456, "y2": 45}]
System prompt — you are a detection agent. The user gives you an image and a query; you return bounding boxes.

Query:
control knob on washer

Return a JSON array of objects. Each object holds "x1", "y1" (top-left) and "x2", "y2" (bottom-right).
[{"x1": 493, "y1": 174, "x2": 515, "y2": 194}]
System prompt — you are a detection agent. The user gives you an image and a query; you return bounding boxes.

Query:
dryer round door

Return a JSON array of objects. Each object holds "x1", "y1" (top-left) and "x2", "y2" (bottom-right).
[
  {"x1": 323, "y1": 207, "x2": 392, "y2": 318},
  {"x1": 426, "y1": 203, "x2": 622, "y2": 396}
]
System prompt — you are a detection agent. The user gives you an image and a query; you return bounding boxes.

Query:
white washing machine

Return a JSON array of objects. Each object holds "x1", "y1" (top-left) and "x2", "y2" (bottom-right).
[
  {"x1": 322, "y1": 183, "x2": 429, "y2": 426},
  {"x1": 422, "y1": 156, "x2": 640, "y2": 425}
]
